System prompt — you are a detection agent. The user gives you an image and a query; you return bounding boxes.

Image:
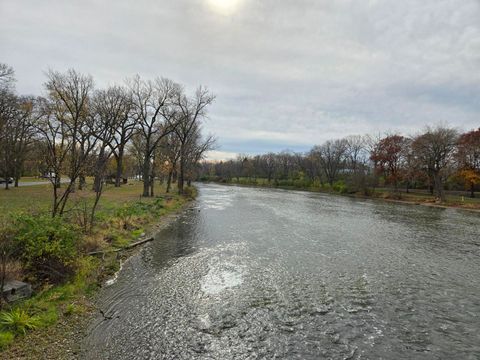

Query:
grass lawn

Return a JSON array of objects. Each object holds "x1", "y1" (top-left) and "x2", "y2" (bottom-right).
[
  {"x1": 0, "y1": 180, "x2": 176, "y2": 217},
  {"x1": 18, "y1": 177, "x2": 49, "y2": 183}
]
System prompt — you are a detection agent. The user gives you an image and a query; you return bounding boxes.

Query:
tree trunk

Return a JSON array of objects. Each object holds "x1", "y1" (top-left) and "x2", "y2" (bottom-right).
[
  {"x1": 166, "y1": 170, "x2": 173, "y2": 193},
  {"x1": 142, "y1": 156, "x2": 150, "y2": 197},
  {"x1": 178, "y1": 150, "x2": 185, "y2": 194},
  {"x1": 93, "y1": 173, "x2": 102, "y2": 193},
  {"x1": 428, "y1": 174, "x2": 434, "y2": 195},
  {"x1": 13, "y1": 162, "x2": 20, "y2": 187},
  {"x1": 115, "y1": 147, "x2": 124, "y2": 187},
  {"x1": 89, "y1": 189, "x2": 102, "y2": 232},
  {"x1": 471, "y1": 182, "x2": 475, "y2": 198},
  {"x1": 55, "y1": 175, "x2": 61, "y2": 189},
  {"x1": 3, "y1": 168, "x2": 9, "y2": 190},
  {"x1": 78, "y1": 175, "x2": 86, "y2": 191},
  {"x1": 52, "y1": 180, "x2": 59, "y2": 217},
  {"x1": 433, "y1": 171, "x2": 445, "y2": 201}
]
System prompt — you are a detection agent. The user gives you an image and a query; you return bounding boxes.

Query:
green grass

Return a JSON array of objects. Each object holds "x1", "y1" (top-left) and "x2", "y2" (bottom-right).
[
  {"x1": 0, "y1": 309, "x2": 39, "y2": 336},
  {"x1": 18, "y1": 177, "x2": 49, "y2": 183},
  {"x1": 0, "y1": 180, "x2": 184, "y2": 217}
]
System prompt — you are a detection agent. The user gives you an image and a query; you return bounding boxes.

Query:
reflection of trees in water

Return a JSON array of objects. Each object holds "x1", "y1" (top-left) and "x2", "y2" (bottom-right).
[
  {"x1": 149, "y1": 209, "x2": 201, "y2": 269},
  {"x1": 370, "y1": 200, "x2": 480, "y2": 255},
  {"x1": 371, "y1": 200, "x2": 444, "y2": 228}
]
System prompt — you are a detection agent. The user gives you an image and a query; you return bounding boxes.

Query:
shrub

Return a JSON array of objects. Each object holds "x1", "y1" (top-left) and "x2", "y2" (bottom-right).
[
  {"x1": 183, "y1": 186, "x2": 197, "y2": 199},
  {"x1": 13, "y1": 214, "x2": 79, "y2": 283},
  {"x1": 114, "y1": 200, "x2": 162, "y2": 229},
  {"x1": 35, "y1": 305, "x2": 58, "y2": 327},
  {"x1": 64, "y1": 303, "x2": 84, "y2": 316},
  {"x1": 0, "y1": 331, "x2": 14, "y2": 349},
  {"x1": 332, "y1": 180, "x2": 348, "y2": 194},
  {"x1": 0, "y1": 308, "x2": 39, "y2": 336}
]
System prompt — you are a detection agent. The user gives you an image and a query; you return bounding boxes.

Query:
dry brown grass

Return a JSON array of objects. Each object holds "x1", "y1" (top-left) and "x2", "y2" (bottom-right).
[{"x1": 4, "y1": 261, "x2": 23, "y2": 282}]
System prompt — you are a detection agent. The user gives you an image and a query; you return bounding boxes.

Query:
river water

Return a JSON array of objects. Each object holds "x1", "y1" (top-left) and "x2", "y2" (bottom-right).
[{"x1": 84, "y1": 183, "x2": 480, "y2": 359}]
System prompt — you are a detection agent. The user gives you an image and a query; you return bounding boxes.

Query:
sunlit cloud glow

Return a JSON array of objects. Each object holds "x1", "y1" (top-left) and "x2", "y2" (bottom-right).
[
  {"x1": 207, "y1": 0, "x2": 242, "y2": 16},
  {"x1": 1, "y1": 0, "x2": 479, "y2": 157}
]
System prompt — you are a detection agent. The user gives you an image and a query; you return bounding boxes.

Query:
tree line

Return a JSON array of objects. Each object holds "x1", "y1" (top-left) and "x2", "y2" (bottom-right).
[
  {"x1": 201, "y1": 127, "x2": 480, "y2": 200},
  {"x1": 0, "y1": 63, "x2": 215, "y2": 219}
]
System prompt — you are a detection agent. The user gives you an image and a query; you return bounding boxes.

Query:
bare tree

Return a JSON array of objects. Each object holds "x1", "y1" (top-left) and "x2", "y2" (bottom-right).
[
  {"x1": 40, "y1": 69, "x2": 97, "y2": 216},
  {"x1": 157, "y1": 132, "x2": 182, "y2": 193},
  {"x1": 87, "y1": 86, "x2": 130, "y2": 229},
  {"x1": 35, "y1": 97, "x2": 73, "y2": 215},
  {"x1": 106, "y1": 87, "x2": 136, "y2": 187},
  {"x1": 0, "y1": 90, "x2": 18, "y2": 189},
  {"x1": 314, "y1": 139, "x2": 348, "y2": 186},
  {"x1": 128, "y1": 76, "x2": 180, "y2": 197},
  {"x1": 261, "y1": 153, "x2": 277, "y2": 183},
  {"x1": 0, "y1": 92, "x2": 35, "y2": 189},
  {"x1": 345, "y1": 135, "x2": 367, "y2": 171},
  {"x1": 182, "y1": 125, "x2": 216, "y2": 186},
  {"x1": 0, "y1": 63, "x2": 15, "y2": 90},
  {"x1": 411, "y1": 126, "x2": 458, "y2": 201},
  {"x1": 174, "y1": 86, "x2": 215, "y2": 194}
]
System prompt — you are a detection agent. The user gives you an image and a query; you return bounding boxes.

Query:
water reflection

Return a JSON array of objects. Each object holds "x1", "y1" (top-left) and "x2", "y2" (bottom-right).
[
  {"x1": 84, "y1": 183, "x2": 480, "y2": 360},
  {"x1": 148, "y1": 209, "x2": 201, "y2": 268}
]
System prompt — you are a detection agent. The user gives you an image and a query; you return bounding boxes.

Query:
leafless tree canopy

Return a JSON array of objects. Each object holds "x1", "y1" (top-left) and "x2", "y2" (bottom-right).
[{"x1": 1, "y1": 64, "x2": 215, "y2": 225}]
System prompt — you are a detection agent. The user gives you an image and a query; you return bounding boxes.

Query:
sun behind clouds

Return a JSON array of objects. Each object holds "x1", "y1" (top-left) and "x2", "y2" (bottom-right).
[{"x1": 207, "y1": 0, "x2": 242, "y2": 15}]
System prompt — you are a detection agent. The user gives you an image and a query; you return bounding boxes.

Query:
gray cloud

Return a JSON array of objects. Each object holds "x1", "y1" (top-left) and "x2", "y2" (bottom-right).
[{"x1": 1, "y1": 0, "x2": 479, "y2": 158}]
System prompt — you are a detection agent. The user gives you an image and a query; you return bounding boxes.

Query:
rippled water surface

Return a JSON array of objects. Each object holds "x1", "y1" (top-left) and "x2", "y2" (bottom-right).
[{"x1": 84, "y1": 184, "x2": 480, "y2": 359}]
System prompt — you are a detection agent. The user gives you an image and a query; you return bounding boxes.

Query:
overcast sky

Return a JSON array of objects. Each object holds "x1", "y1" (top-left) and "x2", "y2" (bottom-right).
[{"x1": 1, "y1": 0, "x2": 479, "y2": 160}]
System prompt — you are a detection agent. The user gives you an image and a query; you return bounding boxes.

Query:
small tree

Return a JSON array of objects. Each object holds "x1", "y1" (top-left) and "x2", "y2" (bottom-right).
[
  {"x1": 412, "y1": 126, "x2": 458, "y2": 201},
  {"x1": 370, "y1": 134, "x2": 409, "y2": 192},
  {"x1": 37, "y1": 69, "x2": 98, "y2": 216},
  {"x1": 456, "y1": 128, "x2": 480, "y2": 197}
]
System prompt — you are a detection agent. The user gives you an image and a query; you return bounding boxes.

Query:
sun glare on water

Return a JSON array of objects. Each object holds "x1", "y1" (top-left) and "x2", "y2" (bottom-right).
[{"x1": 207, "y1": 0, "x2": 241, "y2": 16}]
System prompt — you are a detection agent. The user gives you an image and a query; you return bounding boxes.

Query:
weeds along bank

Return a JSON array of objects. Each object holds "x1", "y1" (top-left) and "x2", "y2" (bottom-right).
[{"x1": 0, "y1": 181, "x2": 195, "y2": 354}]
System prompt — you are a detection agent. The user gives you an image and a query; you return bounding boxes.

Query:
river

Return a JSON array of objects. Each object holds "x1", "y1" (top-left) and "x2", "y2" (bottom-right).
[{"x1": 84, "y1": 183, "x2": 480, "y2": 359}]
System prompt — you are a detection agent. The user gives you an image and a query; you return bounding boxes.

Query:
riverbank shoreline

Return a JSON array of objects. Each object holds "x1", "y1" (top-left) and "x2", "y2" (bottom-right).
[
  {"x1": 1, "y1": 192, "x2": 195, "y2": 360},
  {"x1": 204, "y1": 181, "x2": 480, "y2": 213},
  {"x1": 74, "y1": 183, "x2": 480, "y2": 359}
]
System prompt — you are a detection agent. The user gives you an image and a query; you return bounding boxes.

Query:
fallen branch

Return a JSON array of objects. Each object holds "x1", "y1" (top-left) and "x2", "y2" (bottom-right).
[{"x1": 87, "y1": 237, "x2": 154, "y2": 256}]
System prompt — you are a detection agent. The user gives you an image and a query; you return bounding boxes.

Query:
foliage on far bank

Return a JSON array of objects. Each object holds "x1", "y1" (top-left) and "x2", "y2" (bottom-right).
[{"x1": 200, "y1": 126, "x2": 480, "y2": 204}]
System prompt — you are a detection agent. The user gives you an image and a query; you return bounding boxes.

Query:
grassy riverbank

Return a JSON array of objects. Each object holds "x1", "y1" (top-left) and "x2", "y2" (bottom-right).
[
  {"x1": 204, "y1": 178, "x2": 480, "y2": 211},
  {"x1": 0, "y1": 181, "x2": 194, "y2": 358}
]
